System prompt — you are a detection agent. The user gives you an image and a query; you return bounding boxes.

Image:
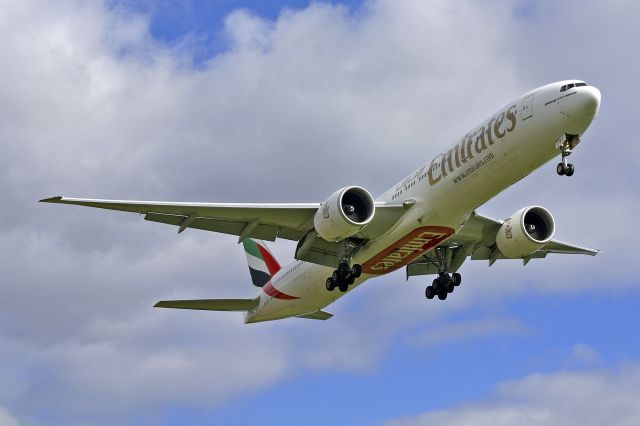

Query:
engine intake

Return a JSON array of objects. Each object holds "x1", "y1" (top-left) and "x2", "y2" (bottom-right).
[
  {"x1": 496, "y1": 206, "x2": 555, "y2": 258},
  {"x1": 314, "y1": 186, "x2": 375, "y2": 242}
]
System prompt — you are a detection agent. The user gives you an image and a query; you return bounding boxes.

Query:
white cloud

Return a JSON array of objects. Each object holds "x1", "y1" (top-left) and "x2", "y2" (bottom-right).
[
  {"x1": 0, "y1": 0, "x2": 638, "y2": 424},
  {"x1": 570, "y1": 343, "x2": 601, "y2": 366},
  {"x1": 409, "y1": 316, "x2": 527, "y2": 347},
  {"x1": 387, "y1": 362, "x2": 640, "y2": 426},
  {"x1": 0, "y1": 407, "x2": 19, "y2": 426}
]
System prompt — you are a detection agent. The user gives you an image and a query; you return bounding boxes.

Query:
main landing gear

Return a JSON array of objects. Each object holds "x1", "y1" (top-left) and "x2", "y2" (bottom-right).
[
  {"x1": 556, "y1": 134, "x2": 579, "y2": 177},
  {"x1": 422, "y1": 246, "x2": 463, "y2": 301},
  {"x1": 326, "y1": 261, "x2": 362, "y2": 293},
  {"x1": 425, "y1": 272, "x2": 462, "y2": 300}
]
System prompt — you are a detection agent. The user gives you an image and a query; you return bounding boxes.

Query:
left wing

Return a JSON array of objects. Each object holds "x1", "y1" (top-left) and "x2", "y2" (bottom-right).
[
  {"x1": 39, "y1": 196, "x2": 406, "y2": 243},
  {"x1": 407, "y1": 211, "x2": 599, "y2": 278}
]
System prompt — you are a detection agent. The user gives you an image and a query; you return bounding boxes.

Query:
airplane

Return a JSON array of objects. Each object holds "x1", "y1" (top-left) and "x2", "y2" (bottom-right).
[{"x1": 41, "y1": 80, "x2": 601, "y2": 323}]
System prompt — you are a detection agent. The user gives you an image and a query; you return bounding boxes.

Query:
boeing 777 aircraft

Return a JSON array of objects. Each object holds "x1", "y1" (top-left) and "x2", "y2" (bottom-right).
[{"x1": 41, "y1": 80, "x2": 601, "y2": 323}]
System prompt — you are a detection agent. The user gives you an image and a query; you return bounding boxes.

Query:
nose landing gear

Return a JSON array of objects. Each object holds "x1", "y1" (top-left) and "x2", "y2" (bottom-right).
[{"x1": 556, "y1": 134, "x2": 579, "y2": 177}]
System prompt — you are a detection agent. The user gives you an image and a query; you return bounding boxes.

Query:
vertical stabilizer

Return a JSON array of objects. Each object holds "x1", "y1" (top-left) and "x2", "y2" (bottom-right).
[{"x1": 242, "y1": 239, "x2": 281, "y2": 287}]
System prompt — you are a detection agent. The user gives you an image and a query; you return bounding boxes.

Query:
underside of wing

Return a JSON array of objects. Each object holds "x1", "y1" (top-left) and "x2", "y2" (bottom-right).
[
  {"x1": 40, "y1": 196, "x2": 408, "y2": 257},
  {"x1": 539, "y1": 239, "x2": 600, "y2": 255},
  {"x1": 154, "y1": 298, "x2": 259, "y2": 311},
  {"x1": 40, "y1": 196, "x2": 319, "y2": 242}
]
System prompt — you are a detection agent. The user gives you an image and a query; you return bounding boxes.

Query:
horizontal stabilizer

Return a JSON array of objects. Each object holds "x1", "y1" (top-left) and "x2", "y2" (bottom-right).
[
  {"x1": 296, "y1": 310, "x2": 333, "y2": 320},
  {"x1": 154, "y1": 298, "x2": 258, "y2": 312}
]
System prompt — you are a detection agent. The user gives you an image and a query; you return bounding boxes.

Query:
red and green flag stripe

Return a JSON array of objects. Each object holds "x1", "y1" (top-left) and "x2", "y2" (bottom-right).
[{"x1": 243, "y1": 239, "x2": 281, "y2": 287}]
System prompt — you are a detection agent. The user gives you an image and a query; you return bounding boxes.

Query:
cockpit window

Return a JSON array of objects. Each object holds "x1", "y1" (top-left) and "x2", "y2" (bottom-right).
[{"x1": 561, "y1": 82, "x2": 588, "y2": 92}]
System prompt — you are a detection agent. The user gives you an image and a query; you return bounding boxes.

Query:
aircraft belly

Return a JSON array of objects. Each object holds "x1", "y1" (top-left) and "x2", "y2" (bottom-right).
[{"x1": 249, "y1": 264, "x2": 342, "y2": 321}]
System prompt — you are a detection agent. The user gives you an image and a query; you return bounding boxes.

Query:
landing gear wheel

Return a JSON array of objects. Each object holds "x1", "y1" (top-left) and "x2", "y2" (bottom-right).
[
  {"x1": 346, "y1": 276, "x2": 355, "y2": 286},
  {"x1": 425, "y1": 286, "x2": 435, "y2": 299},
  {"x1": 332, "y1": 271, "x2": 339, "y2": 282},
  {"x1": 338, "y1": 282, "x2": 348, "y2": 292},
  {"x1": 432, "y1": 278, "x2": 440, "y2": 293},
  {"x1": 452, "y1": 273, "x2": 462, "y2": 287},
  {"x1": 351, "y1": 264, "x2": 362, "y2": 278},
  {"x1": 437, "y1": 291, "x2": 448, "y2": 300},
  {"x1": 557, "y1": 163, "x2": 565, "y2": 176},
  {"x1": 565, "y1": 163, "x2": 575, "y2": 176},
  {"x1": 338, "y1": 262, "x2": 350, "y2": 277},
  {"x1": 325, "y1": 277, "x2": 335, "y2": 291},
  {"x1": 447, "y1": 284, "x2": 454, "y2": 294}
]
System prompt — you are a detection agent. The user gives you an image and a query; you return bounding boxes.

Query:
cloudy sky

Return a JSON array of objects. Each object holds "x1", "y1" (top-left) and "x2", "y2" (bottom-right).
[{"x1": 1, "y1": 0, "x2": 639, "y2": 425}]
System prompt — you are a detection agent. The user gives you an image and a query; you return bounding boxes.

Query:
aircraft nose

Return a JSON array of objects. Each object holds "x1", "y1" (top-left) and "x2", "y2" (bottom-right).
[
  {"x1": 561, "y1": 84, "x2": 601, "y2": 135},
  {"x1": 580, "y1": 86, "x2": 601, "y2": 119}
]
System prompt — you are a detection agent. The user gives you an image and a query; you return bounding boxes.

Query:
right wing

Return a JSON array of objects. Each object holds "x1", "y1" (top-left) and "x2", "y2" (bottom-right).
[{"x1": 406, "y1": 210, "x2": 600, "y2": 278}]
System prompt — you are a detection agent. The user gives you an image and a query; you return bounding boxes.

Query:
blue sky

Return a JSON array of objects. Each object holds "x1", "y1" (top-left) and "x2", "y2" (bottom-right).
[
  {"x1": 112, "y1": 0, "x2": 365, "y2": 65},
  {"x1": 167, "y1": 292, "x2": 639, "y2": 426},
  {"x1": 1, "y1": 1, "x2": 639, "y2": 425}
]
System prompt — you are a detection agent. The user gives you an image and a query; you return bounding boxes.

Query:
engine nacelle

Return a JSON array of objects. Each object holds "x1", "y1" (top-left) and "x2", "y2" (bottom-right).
[
  {"x1": 314, "y1": 186, "x2": 375, "y2": 242},
  {"x1": 496, "y1": 206, "x2": 555, "y2": 258}
]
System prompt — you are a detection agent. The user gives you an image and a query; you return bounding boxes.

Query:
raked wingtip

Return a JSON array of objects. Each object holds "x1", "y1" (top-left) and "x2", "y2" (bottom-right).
[{"x1": 39, "y1": 196, "x2": 63, "y2": 203}]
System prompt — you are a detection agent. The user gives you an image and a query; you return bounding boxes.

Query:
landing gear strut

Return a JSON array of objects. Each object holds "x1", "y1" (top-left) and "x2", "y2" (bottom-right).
[
  {"x1": 425, "y1": 272, "x2": 462, "y2": 301},
  {"x1": 326, "y1": 261, "x2": 362, "y2": 293},
  {"x1": 556, "y1": 134, "x2": 579, "y2": 177}
]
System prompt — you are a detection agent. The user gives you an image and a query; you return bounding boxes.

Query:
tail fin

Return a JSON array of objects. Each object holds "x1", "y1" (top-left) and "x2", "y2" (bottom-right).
[{"x1": 243, "y1": 239, "x2": 281, "y2": 287}]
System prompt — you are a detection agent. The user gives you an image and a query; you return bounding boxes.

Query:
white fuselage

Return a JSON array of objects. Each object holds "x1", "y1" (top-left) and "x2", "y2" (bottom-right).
[{"x1": 245, "y1": 81, "x2": 601, "y2": 323}]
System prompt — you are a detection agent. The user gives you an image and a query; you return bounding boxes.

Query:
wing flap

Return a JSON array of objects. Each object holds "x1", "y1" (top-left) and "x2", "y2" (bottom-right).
[
  {"x1": 144, "y1": 213, "x2": 291, "y2": 241},
  {"x1": 154, "y1": 298, "x2": 259, "y2": 311}
]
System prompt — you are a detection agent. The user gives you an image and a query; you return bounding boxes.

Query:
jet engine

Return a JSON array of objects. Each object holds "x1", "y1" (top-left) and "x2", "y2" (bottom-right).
[
  {"x1": 314, "y1": 186, "x2": 375, "y2": 242},
  {"x1": 496, "y1": 206, "x2": 555, "y2": 258}
]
